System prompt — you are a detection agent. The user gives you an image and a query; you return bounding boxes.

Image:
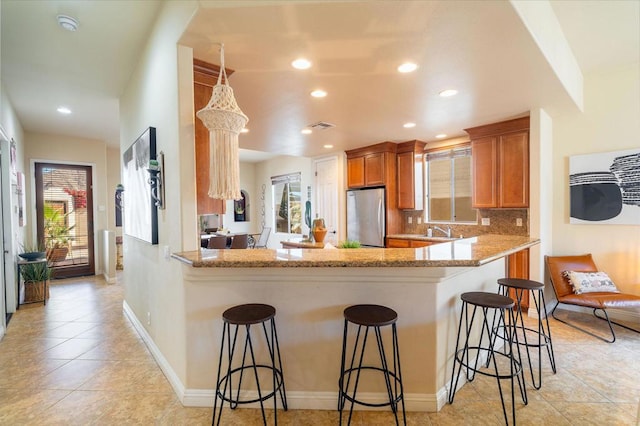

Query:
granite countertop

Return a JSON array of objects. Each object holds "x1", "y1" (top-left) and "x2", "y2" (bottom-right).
[{"x1": 172, "y1": 234, "x2": 539, "y2": 268}]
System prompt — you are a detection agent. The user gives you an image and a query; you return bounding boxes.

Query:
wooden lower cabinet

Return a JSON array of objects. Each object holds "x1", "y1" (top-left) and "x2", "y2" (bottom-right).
[
  {"x1": 386, "y1": 238, "x2": 433, "y2": 248},
  {"x1": 507, "y1": 248, "x2": 529, "y2": 308}
]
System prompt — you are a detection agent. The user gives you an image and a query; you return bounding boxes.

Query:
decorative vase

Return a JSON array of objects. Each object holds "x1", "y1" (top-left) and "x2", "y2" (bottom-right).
[
  {"x1": 312, "y1": 218, "x2": 327, "y2": 243},
  {"x1": 312, "y1": 227, "x2": 328, "y2": 244}
]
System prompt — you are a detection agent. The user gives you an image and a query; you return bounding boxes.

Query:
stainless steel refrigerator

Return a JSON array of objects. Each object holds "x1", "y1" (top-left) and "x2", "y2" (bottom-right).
[{"x1": 346, "y1": 187, "x2": 385, "y2": 247}]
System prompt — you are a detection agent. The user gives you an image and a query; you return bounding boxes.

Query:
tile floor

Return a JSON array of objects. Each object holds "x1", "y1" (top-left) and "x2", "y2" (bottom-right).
[{"x1": 0, "y1": 275, "x2": 638, "y2": 425}]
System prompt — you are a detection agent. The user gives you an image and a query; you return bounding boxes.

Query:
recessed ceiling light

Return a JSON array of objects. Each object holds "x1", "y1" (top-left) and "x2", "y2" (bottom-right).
[
  {"x1": 301, "y1": 129, "x2": 312, "y2": 135},
  {"x1": 240, "y1": 128, "x2": 249, "y2": 134},
  {"x1": 291, "y1": 58, "x2": 312, "y2": 70},
  {"x1": 397, "y1": 62, "x2": 418, "y2": 73},
  {"x1": 403, "y1": 122, "x2": 416, "y2": 128},
  {"x1": 436, "y1": 134, "x2": 447, "y2": 139},
  {"x1": 57, "y1": 106, "x2": 72, "y2": 115},
  {"x1": 439, "y1": 89, "x2": 458, "y2": 97},
  {"x1": 57, "y1": 15, "x2": 79, "y2": 32},
  {"x1": 323, "y1": 144, "x2": 333, "y2": 149},
  {"x1": 310, "y1": 90, "x2": 327, "y2": 98}
]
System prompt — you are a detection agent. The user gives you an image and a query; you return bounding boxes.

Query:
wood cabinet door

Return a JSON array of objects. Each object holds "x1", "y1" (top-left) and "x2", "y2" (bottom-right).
[
  {"x1": 410, "y1": 240, "x2": 433, "y2": 248},
  {"x1": 364, "y1": 153, "x2": 385, "y2": 186},
  {"x1": 386, "y1": 238, "x2": 410, "y2": 248},
  {"x1": 347, "y1": 156, "x2": 365, "y2": 188},
  {"x1": 194, "y1": 81, "x2": 225, "y2": 215},
  {"x1": 499, "y1": 131, "x2": 529, "y2": 207},
  {"x1": 397, "y1": 151, "x2": 415, "y2": 209},
  {"x1": 471, "y1": 136, "x2": 498, "y2": 208},
  {"x1": 507, "y1": 248, "x2": 530, "y2": 308}
]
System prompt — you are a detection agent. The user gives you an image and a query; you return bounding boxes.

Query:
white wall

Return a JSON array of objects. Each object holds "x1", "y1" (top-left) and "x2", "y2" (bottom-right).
[
  {"x1": 119, "y1": 0, "x2": 198, "y2": 391},
  {"x1": 254, "y1": 155, "x2": 314, "y2": 248},
  {"x1": 552, "y1": 63, "x2": 640, "y2": 293}
]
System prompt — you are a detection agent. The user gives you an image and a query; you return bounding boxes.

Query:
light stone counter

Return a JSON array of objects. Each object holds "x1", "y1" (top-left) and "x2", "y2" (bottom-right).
[{"x1": 172, "y1": 234, "x2": 539, "y2": 267}]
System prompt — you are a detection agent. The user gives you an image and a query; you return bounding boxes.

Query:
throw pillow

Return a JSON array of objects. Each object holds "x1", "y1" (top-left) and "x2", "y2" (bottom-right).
[{"x1": 562, "y1": 270, "x2": 620, "y2": 294}]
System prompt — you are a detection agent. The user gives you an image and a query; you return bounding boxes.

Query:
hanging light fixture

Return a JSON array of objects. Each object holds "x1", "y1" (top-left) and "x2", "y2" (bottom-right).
[{"x1": 196, "y1": 43, "x2": 248, "y2": 200}]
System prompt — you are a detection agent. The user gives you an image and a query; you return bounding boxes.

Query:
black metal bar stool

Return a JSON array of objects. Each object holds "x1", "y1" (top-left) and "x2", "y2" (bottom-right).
[
  {"x1": 338, "y1": 304, "x2": 405, "y2": 426},
  {"x1": 212, "y1": 303, "x2": 287, "y2": 425},
  {"x1": 497, "y1": 278, "x2": 557, "y2": 390},
  {"x1": 448, "y1": 292, "x2": 527, "y2": 425}
]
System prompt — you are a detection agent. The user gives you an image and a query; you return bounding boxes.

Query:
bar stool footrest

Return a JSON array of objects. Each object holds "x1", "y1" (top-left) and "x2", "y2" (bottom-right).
[
  {"x1": 339, "y1": 366, "x2": 404, "y2": 408},
  {"x1": 217, "y1": 364, "x2": 285, "y2": 405},
  {"x1": 454, "y1": 347, "x2": 524, "y2": 380}
]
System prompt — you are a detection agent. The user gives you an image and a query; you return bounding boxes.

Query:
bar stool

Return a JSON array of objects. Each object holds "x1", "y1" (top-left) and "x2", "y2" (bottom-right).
[
  {"x1": 212, "y1": 303, "x2": 287, "y2": 425},
  {"x1": 338, "y1": 304, "x2": 405, "y2": 426},
  {"x1": 448, "y1": 292, "x2": 527, "y2": 425},
  {"x1": 497, "y1": 278, "x2": 557, "y2": 389}
]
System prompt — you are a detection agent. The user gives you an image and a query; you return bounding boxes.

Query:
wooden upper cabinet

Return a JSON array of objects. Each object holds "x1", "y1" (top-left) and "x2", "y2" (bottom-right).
[
  {"x1": 471, "y1": 136, "x2": 498, "y2": 208},
  {"x1": 194, "y1": 59, "x2": 229, "y2": 215},
  {"x1": 500, "y1": 132, "x2": 529, "y2": 207},
  {"x1": 396, "y1": 140, "x2": 425, "y2": 210},
  {"x1": 364, "y1": 152, "x2": 385, "y2": 186},
  {"x1": 347, "y1": 156, "x2": 365, "y2": 188},
  {"x1": 345, "y1": 142, "x2": 396, "y2": 188},
  {"x1": 466, "y1": 117, "x2": 529, "y2": 208}
]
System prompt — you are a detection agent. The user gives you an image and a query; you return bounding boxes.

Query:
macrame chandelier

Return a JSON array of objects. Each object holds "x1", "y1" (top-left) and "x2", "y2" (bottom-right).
[{"x1": 196, "y1": 43, "x2": 248, "y2": 200}]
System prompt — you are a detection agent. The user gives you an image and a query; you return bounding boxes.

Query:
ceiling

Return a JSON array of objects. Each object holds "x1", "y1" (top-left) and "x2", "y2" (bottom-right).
[{"x1": 2, "y1": 1, "x2": 638, "y2": 160}]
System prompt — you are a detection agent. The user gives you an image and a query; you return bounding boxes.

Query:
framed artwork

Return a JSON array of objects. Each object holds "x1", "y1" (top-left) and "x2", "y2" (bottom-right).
[
  {"x1": 569, "y1": 148, "x2": 640, "y2": 224},
  {"x1": 122, "y1": 127, "x2": 158, "y2": 244},
  {"x1": 17, "y1": 171, "x2": 25, "y2": 227}
]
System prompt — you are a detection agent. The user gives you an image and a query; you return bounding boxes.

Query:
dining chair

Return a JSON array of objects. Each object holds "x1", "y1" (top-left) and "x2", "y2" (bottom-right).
[
  {"x1": 230, "y1": 234, "x2": 249, "y2": 249},
  {"x1": 252, "y1": 227, "x2": 271, "y2": 248},
  {"x1": 207, "y1": 235, "x2": 228, "y2": 249}
]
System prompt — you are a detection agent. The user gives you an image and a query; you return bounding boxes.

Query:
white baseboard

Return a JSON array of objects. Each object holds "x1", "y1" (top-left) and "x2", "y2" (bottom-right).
[
  {"x1": 103, "y1": 272, "x2": 116, "y2": 284},
  {"x1": 0, "y1": 324, "x2": 5, "y2": 341},
  {"x1": 183, "y1": 388, "x2": 438, "y2": 411}
]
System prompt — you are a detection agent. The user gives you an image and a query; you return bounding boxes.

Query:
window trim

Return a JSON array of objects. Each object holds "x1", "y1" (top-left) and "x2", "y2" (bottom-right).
[{"x1": 424, "y1": 144, "x2": 477, "y2": 224}]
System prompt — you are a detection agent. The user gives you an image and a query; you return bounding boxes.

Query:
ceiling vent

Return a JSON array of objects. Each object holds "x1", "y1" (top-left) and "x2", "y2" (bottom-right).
[{"x1": 308, "y1": 121, "x2": 335, "y2": 131}]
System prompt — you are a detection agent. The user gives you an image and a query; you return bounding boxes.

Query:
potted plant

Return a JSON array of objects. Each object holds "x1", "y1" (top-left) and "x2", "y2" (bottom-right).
[
  {"x1": 44, "y1": 203, "x2": 74, "y2": 263},
  {"x1": 338, "y1": 240, "x2": 362, "y2": 249},
  {"x1": 19, "y1": 261, "x2": 51, "y2": 303}
]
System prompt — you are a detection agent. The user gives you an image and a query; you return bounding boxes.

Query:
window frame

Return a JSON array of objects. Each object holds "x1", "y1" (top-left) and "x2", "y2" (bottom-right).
[{"x1": 424, "y1": 144, "x2": 477, "y2": 224}]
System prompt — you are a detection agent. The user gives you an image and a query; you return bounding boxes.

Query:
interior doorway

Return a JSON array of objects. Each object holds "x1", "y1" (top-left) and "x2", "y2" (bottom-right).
[
  {"x1": 35, "y1": 163, "x2": 95, "y2": 278},
  {"x1": 314, "y1": 156, "x2": 339, "y2": 245}
]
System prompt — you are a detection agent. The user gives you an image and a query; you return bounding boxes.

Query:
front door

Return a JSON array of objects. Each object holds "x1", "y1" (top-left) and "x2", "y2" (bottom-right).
[{"x1": 35, "y1": 163, "x2": 95, "y2": 278}]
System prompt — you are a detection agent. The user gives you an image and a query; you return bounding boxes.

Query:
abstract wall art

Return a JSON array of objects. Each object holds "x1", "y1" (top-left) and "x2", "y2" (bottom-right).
[
  {"x1": 569, "y1": 148, "x2": 640, "y2": 225},
  {"x1": 122, "y1": 127, "x2": 158, "y2": 244}
]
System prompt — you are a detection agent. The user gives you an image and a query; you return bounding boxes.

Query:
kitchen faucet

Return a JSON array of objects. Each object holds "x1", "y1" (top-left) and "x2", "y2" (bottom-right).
[{"x1": 432, "y1": 225, "x2": 452, "y2": 238}]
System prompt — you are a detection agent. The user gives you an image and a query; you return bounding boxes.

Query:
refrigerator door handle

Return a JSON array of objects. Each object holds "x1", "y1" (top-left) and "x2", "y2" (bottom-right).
[{"x1": 377, "y1": 198, "x2": 383, "y2": 242}]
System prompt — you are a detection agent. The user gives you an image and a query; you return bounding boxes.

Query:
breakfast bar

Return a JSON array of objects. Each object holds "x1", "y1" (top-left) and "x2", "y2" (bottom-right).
[{"x1": 172, "y1": 234, "x2": 539, "y2": 411}]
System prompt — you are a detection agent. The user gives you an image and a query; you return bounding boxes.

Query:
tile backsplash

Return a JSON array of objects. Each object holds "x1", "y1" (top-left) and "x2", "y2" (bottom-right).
[{"x1": 402, "y1": 209, "x2": 529, "y2": 237}]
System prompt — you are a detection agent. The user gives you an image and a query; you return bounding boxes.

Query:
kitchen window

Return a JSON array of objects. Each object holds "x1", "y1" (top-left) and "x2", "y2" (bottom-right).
[
  {"x1": 425, "y1": 145, "x2": 476, "y2": 223},
  {"x1": 272, "y1": 172, "x2": 302, "y2": 234}
]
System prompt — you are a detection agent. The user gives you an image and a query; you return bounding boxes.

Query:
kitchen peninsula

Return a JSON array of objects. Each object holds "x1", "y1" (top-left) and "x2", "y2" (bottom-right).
[{"x1": 172, "y1": 234, "x2": 538, "y2": 411}]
